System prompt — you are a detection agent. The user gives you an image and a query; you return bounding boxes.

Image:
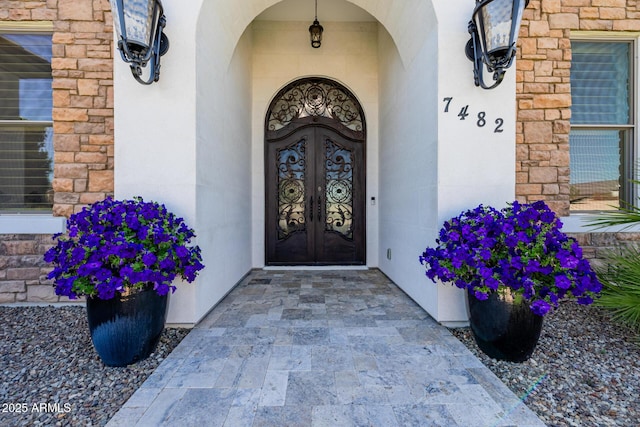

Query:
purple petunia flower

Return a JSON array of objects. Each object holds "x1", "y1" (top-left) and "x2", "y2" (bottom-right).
[
  {"x1": 577, "y1": 295, "x2": 594, "y2": 305},
  {"x1": 44, "y1": 196, "x2": 205, "y2": 300},
  {"x1": 142, "y1": 252, "x2": 157, "y2": 267},
  {"x1": 530, "y1": 300, "x2": 551, "y2": 316},
  {"x1": 159, "y1": 257, "x2": 175, "y2": 271},
  {"x1": 474, "y1": 291, "x2": 489, "y2": 301},
  {"x1": 554, "y1": 274, "x2": 572, "y2": 290},
  {"x1": 419, "y1": 200, "x2": 601, "y2": 316},
  {"x1": 175, "y1": 245, "x2": 190, "y2": 260}
]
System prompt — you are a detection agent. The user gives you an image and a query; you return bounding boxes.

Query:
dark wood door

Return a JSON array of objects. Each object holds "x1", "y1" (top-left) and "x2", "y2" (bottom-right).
[{"x1": 266, "y1": 126, "x2": 365, "y2": 265}]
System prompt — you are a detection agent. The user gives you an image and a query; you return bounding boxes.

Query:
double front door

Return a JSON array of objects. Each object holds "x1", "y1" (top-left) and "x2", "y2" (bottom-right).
[{"x1": 266, "y1": 125, "x2": 365, "y2": 265}]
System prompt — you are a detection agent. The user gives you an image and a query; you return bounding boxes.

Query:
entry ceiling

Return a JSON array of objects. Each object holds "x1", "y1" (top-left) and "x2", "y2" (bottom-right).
[{"x1": 256, "y1": 0, "x2": 376, "y2": 22}]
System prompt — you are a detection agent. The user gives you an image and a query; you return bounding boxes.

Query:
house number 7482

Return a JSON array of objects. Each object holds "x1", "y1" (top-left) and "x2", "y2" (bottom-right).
[{"x1": 443, "y1": 97, "x2": 504, "y2": 133}]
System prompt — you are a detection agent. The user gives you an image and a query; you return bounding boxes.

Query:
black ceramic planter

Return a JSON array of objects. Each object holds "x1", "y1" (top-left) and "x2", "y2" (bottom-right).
[
  {"x1": 86, "y1": 286, "x2": 168, "y2": 367},
  {"x1": 467, "y1": 289, "x2": 543, "y2": 363}
]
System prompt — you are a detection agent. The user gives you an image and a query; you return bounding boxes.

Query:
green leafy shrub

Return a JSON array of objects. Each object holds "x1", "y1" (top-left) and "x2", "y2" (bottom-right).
[
  {"x1": 595, "y1": 246, "x2": 640, "y2": 334},
  {"x1": 589, "y1": 198, "x2": 640, "y2": 334}
]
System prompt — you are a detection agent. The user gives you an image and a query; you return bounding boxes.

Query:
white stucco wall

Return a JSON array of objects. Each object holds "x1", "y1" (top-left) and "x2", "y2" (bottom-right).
[
  {"x1": 377, "y1": 20, "x2": 441, "y2": 318},
  {"x1": 114, "y1": 2, "x2": 202, "y2": 323},
  {"x1": 433, "y1": 3, "x2": 517, "y2": 323},
  {"x1": 115, "y1": 0, "x2": 255, "y2": 324},
  {"x1": 193, "y1": 13, "x2": 254, "y2": 323},
  {"x1": 113, "y1": 0, "x2": 518, "y2": 325},
  {"x1": 377, "y1": 1, "x2": 517, "y2": 324}
]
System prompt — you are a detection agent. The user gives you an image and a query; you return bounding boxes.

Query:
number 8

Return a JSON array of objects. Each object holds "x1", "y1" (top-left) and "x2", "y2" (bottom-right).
[{"x1": 477, "y1": 112, "x2": 486, "y2": 127}]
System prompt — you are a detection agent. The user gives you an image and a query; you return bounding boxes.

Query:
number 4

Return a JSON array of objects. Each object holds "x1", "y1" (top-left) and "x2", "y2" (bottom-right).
[{"x1": 458, "y1": 105, "x2": 469, "y2": 120}]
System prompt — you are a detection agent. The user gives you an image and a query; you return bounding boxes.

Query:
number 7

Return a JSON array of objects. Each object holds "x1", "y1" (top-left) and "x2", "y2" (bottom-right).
[{"x1": 443, "y1": 97, "x2": 453, "y2": 113}]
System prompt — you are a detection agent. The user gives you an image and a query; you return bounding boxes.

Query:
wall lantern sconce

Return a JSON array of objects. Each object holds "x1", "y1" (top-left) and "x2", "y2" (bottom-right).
[
  {"x1": 466, "y1": 0, "x2": 529, "y2": 89},
  {"x1": 309, "y1": 0, "x2": 323, "y2": 48},
  {"x1": 110, "y1": 0, "x2": 169, "y2": 85}
]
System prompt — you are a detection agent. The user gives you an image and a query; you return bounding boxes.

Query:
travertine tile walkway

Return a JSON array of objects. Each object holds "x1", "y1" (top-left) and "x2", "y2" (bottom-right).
[{"x1": 107, "y1": 269, "x2": 544, "y2": 426}]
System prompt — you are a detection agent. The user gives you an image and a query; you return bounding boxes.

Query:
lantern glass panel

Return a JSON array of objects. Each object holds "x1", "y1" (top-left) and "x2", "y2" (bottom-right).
[
  {"x1": 476, "y1": 0, "x2": 514, "y2": 59},
  {"x1": 110, "y1": 0, "x2": 156, "y2": 51},
  {"x1": 309, "y1": 21, "x2": 323, "y2": 48}
]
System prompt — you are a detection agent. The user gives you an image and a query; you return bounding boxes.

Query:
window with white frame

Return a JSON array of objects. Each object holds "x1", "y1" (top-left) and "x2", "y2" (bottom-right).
[
  {"x1": 569, "y1": 40, "x2": 635, "y2": 212},
  {"x1": 0, "y1": 30, "x2": 53, "y2": 212}
]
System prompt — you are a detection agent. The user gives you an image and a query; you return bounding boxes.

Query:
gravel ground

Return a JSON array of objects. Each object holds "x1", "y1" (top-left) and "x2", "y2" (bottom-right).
[
  {"x1": 1, "y1": 303, "x2": 638, "y2": 427},
  {"x1": 452, "y1": 302, "x2": 640, "y2": 427},
  {"x1": 0, "y1": 306, "x2": 188, "y2": 427}
]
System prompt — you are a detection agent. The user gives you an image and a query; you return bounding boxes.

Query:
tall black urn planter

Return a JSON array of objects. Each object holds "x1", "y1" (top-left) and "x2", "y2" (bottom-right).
[
  {"x1": 86, "y1": 286, "x2": 168, "y2": 367},
  {"x1": 467, "y1": 289, "x2": 543, "y2": 362}
]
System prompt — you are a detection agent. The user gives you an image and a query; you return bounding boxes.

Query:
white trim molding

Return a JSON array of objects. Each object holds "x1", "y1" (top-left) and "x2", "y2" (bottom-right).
[
  {"x1": 560, "y1": 214, "x2": 640, "y2": 233},
  {"x1": 0, "y1": 215, "x2": 66, "y2": 234}
]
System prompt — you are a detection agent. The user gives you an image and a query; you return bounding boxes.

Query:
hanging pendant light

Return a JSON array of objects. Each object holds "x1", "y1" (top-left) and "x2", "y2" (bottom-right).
[
  {"x1": 109, "y1": 0, "x2": 170, "y2": 85},
  {"x1": 309, "y1": 0, "x2": 323, "y2": 48},
  {"x1": 466, "y1": 0, "x2": 529, "y2": 89}
]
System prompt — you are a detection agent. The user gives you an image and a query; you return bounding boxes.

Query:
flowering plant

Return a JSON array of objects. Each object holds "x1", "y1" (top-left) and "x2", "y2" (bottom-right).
[
  {"x1": 45, "y1": 197, "x2": 205, "y2": 300},
  {"x1": 419, "y1": 200, "x2": 602, "y2": 316}
]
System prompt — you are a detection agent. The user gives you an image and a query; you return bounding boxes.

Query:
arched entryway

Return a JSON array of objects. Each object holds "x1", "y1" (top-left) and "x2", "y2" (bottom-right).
[
  {"x1": 265, "y1": 77, "x2": 366, "y2": 265},
  {"x1": 114, "y1": 1, "x2": 514, "y2": 324}
]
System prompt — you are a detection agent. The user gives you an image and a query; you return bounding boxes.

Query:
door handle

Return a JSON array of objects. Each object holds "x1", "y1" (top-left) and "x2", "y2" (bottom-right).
[
  {"x1": 317, "y1": 186, "x2": 323, "y2": 222},
  {"x1": 309, "y1": 196, "x2": 313, "y2": 222}
]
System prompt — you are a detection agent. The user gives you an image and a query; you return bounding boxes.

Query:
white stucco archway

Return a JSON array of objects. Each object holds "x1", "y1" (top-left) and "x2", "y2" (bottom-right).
[{"x1": 114, "y1": 0, "x2": 517, "y2": 325}]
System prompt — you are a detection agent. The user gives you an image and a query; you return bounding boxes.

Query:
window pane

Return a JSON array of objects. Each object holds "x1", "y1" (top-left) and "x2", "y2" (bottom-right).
[
  {"x1": 0, "y1": 124, "x2": 53, "y2": 211},
  {"x1": 571, "y1": 42, "x2": 630, "y2": 125},
  {"x1": 0, "y1": 34, "x2": 52, "y2": 121},
  {"x1": 1, "y1": 33, "x2": 53, "y2": 212},
  {"x1": 569, "y1": 129, "x2": 623, "y2": 211}
]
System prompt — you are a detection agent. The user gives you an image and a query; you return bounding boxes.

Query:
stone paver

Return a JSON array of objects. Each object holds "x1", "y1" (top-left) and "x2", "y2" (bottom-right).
[{"x1": 107, "y1": 269, "x2": 544, "y2": 427}]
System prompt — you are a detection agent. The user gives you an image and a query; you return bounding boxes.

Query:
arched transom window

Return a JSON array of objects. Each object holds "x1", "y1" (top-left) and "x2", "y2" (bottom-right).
[{"x1": 267, "y1": 77, "x2": 364, "y2": 133}]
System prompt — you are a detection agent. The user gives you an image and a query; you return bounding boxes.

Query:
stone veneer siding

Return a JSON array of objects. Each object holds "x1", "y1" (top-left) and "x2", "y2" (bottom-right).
[
  {"x1": 567, "y1": 232, "x2": 640, "y2": 270},
  {"x1": 1, "y1": 0, "x2": 640, "y2": 303},
  {"x1": 516, "y1": 0, "x2": 640, "y2": 216},
  {"x1": 0, "y1": 235, "x2": 57, "y2": 303},
  {"x1": 0, "y1": 0, "x2": 113, "y2": 303}
]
